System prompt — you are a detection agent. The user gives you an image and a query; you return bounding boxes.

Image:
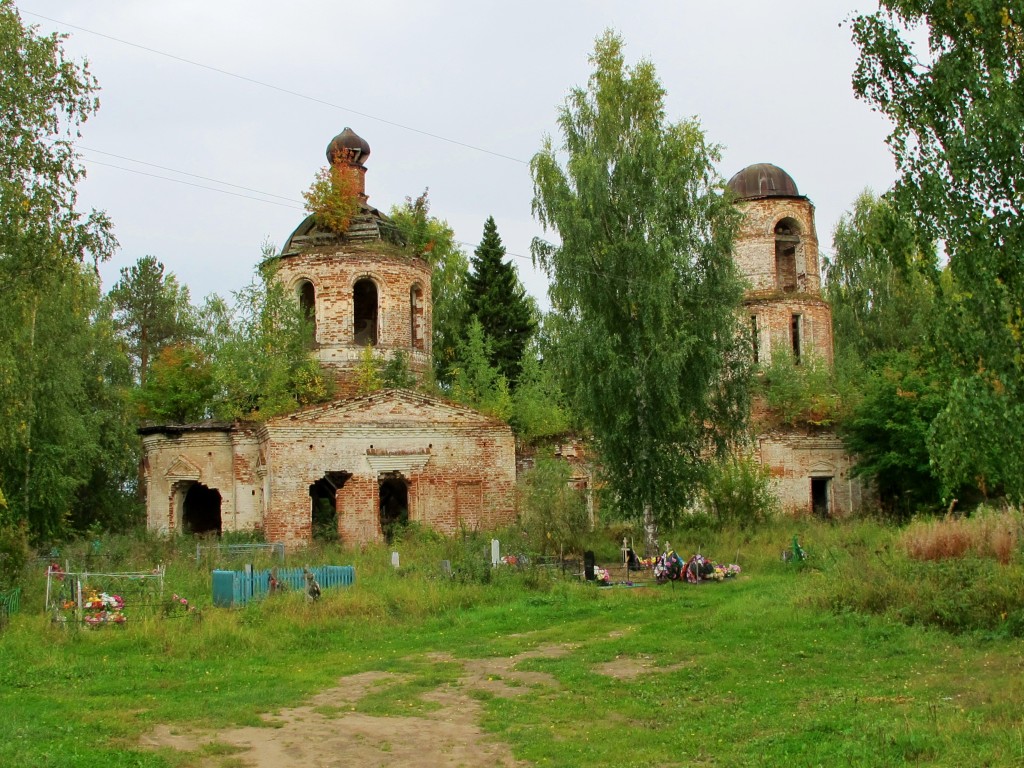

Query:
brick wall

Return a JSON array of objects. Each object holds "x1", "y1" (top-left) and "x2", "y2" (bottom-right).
[
  {"x1": 746, "y1": 295, "x2": 834, "y2": 367},
  {"x1": 733, "y1": 197, "x2": 821, "y2": 294},
  {"x1": 275, "y1": 248, "x2": 433, "y2": 391},
  {"x1": 757, "y1": 429, "x2": 867, "y2": 517}
]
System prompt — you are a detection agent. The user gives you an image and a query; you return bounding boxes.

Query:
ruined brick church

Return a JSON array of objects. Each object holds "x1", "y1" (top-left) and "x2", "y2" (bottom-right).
[
  {"x1": 141, "y1": 129, "x2": 517, "y2": 546},
  {"x1": 140, "y1": 131, "x2": 864, "y2": 546},
  {"x1": 727, "y1": 163, "x2": 867, "y2": 517}
]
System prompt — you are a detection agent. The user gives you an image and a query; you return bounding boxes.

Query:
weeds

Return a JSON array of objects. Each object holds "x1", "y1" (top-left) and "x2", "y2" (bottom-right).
[{"x1": 901, "y1": 508, "x2": 1021, "y2": 564}]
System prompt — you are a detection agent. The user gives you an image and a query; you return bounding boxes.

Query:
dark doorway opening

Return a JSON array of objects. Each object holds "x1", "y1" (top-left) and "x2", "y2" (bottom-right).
[
  {"x1": 775, "y1": 219, "x2": 800, "y2": 292},
  {"x1": 183, "y1": 483, "x2": 222, "y2": 535},
  {"x1": 811, "y1": 477, "x2": 832, "y2": 519},
  {"x1": 379, "y1": 474, "x2": 409, "y2": 543},
  {"x1": 310, "y1": 471, "x2": 351, "y2": 541},
  {"x1": 298, "y1": 280, "x2": 317, "y2": 348},
  {"x1": 353, "y1": 278, "x2": 378, "y2": 346}
]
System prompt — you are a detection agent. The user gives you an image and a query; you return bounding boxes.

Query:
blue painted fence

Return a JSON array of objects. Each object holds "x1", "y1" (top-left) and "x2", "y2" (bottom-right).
[{"x1": 211, "y1": 565, "x2": 355, "y2": 608}]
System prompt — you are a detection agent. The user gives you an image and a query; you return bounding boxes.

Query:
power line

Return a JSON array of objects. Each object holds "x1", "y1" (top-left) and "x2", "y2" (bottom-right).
[
  {"x1": 81, "y1": 158, "x2": 304, "y2": 210},
  {"x1": 79, "y1": 146, "x2": 301, "y2": 203},
  {"x1": 21, "y1": 10, "x2": 530, "y2": 166},
  {"x1": 82, "y1": 154, "x2": 723, "y2": 294}
]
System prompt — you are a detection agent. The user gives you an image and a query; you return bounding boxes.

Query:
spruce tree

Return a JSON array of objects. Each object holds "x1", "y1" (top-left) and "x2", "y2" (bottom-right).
[{"x1": 466, "y1": 216, "x2": 535, "y2": 387}]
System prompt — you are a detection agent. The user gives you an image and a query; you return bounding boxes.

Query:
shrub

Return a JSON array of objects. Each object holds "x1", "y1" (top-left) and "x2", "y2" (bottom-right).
[
  {"x1": 0, "y1": 521, "x2": 30, "y2": 589},
  {"x1": 518, "y1": 453, "x2": 589, "y2": 556},
  {"x1": 700, "y1": 454, "x2": 779, "y2": 528},
  {"x1": 759, "y1": 345, "x2": 843, "y2": 427}
]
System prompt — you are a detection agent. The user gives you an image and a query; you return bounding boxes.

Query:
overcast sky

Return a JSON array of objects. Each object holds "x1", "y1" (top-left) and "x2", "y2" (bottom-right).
[{"x1": 19, "y1": 1, "x2": 897, "y2": 309}]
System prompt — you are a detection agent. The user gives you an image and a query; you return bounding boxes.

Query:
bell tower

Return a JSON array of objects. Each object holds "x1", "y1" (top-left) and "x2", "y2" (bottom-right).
[
  {"x1": 727, "y1": 163, "x2": 833, "y2": 367},
  {"x1": 272, "y1": 129, "x2": 433, "y2": 394}
]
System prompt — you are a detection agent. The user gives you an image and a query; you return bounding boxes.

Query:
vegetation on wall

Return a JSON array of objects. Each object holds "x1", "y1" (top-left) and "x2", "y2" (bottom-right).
[{"x1": 302, "y1": 163, "x2": 361, "y2": 235}]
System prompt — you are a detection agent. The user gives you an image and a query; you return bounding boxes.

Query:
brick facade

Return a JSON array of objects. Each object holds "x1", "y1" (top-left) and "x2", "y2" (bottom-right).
[
  {"x1": 140, "y1": 129, "x2": 517, "y2": 547},
  {"x1": 142, "y1": 390, "x2": 517, "y2": 546},
  {"x1": 275, "y1": 249, "x2": 433, "y2": 393},
  {"x1": 728, "y1": 164, "x2": 870, "y2": 516}
]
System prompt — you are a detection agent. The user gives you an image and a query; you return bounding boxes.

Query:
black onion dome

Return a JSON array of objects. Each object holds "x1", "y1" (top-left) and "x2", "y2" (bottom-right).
[
  {"x1": 327, "y1": 127, "x2": 371, "y2": 166},
  {"x1": 727, "y1": 163, "x2": 801, "y2": 200}
]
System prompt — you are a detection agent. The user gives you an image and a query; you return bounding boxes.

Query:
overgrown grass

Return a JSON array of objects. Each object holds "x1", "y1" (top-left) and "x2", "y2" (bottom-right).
[
  {"x1": 901, "y1": 508, "x2": 1022, "y2": 564},
  {"x1": 1, "y1": 518, "x2": 1023, "y2": 766}
]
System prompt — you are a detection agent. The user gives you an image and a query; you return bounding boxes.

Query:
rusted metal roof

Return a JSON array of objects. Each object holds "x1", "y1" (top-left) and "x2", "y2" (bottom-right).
[
  {"x1": 326, "y1": 127, "x2": 371, "y2": 167},
  {"x1": 278, "y1": 205, "x2": 405, "y2": 256},
  {"x1": 727, "y1": 163, "x2": 801, "y2": 200}
]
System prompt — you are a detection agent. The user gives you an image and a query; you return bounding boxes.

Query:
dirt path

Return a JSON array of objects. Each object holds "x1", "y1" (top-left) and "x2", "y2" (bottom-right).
[{"x1": 141, "y1": 644, "x2": 571, "y2": 768}]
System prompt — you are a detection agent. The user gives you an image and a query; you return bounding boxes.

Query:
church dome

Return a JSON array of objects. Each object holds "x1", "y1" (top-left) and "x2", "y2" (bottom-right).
[
  {"x1": 327, "y1": 127, "x2": 371, "y2": 167},
  {"x1": 727, "y1": 163, "x2": 800, "y2": 200}
]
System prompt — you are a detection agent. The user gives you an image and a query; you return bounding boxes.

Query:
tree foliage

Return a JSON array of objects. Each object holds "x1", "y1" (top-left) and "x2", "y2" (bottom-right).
[
  {"x1": 302, "y1": 164, "x2": 361, "y2": 235},
  {"x1": 842, "y1": 351, "x2": 946, "y2": 517},
  {"x1": 381, "y1": 348, "x2": 418, "y2": 390},
  {"x1": 107, "y1": 255, "x2": 196, "y2": 385},
  {"x1": 758, "y1": 346, "x2": 844, "y2": 428},
  {"x1": 449, "y1": 318, "x2": 512, "y2": 421},
  {"x1": 200, "y1": 265, "x2": 331, "y2": 421},
  {"x1": 389, "y1": 191, "x2": 469, "y2": 386},
  {"x1": 0, "y1": 4, "x2": 134, "y2": 541},
  {"x1": 824, "y1": 190, "x2": 947, "y2": 514},
  {"x1": 852, "y1": 2, "x2": 1024, "y2": 502},
  {"x1": 353, "y1": 344, "x2": 383, "y2": 396},
  {"x1": 134, "y1": 342, "x2": 216, "y2": 423},
  {"x1": 700, "y1": 454, "x2": 779, "y2": 529},
  {"x1": 530, "y1": 31, "x2": 750, "y2": 549},
  {"x1": 825, "y1": 190, "x2": 939, "y2": 360},
  {"x1": 519, "y1": 452, "x2": 589, "y2": 556},
  {"x1": 467, "y1": 216, "x2": 536, "y2": 387},
  {"x1": 510, "y1": 338, "x2": 571, "y2": 444}
]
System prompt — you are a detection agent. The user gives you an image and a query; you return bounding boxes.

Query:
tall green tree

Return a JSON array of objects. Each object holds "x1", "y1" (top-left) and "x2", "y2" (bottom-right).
[
  {"x1": 449, "y1": 318, "x2": 513, "y2": 421},
  {"x1": 107, "y1": 255, "x2": 196, "y2": 386},
  {"x1": 825, "y1": 190, "x2": 946, "y2": 514},
  {"x1": 531, "y1": 31, "x2": 750, "y2": 552},
  {"x1": 390, "y1": 191, "x2": 469, "y2": 386},
  {"x1": 0, "y1": 3, "x2": 128, "y2": 541},
  {"x1": 133, "y1": 342, "x2": 216, "y2": 424},
  {"x1": 825, "y1": 190, "x2": 939, "y2": 360},
  {"x1": 852, "y1": 2, "x2": 1024, "y2": 502},
  {"x1": 201, "y1": 263, "x2": 331, "y2": 421},
  {"x1": 467, "y1": 216, "x2": 536, "y2": 387}
]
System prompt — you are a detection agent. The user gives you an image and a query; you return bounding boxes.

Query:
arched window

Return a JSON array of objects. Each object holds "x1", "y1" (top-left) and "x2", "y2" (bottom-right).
[
  {"x1": 774, "y1": 218, "x2": 801, "y2": 292},
  {"x1": 353, "y1": 278, "x2": 378, "y2": 346},
  {"x1": 297, "y1": 280, "x2": 317, "y2": 346},
  {"x1": 410, "y1": 284, "x2": 424, "y2": 350}
]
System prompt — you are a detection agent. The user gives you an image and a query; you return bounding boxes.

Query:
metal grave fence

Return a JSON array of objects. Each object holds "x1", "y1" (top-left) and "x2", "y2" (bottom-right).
[{"x1": 211, "y1": 565, "x2": 355, "y2": 608}]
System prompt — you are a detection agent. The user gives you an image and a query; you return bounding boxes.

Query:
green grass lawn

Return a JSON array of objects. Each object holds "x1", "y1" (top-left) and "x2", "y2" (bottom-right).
[{"x1": 1, "y1": 522, "x2": 1022, "y2": 767}]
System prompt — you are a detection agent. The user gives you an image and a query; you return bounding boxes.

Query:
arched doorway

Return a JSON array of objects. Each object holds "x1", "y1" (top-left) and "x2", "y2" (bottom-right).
[
  {"x1": 309, "y1": 471, "x2": 351, "y2": 541},
  {"x1": 379, "y1": 474, "x2": 409, "y2": 543},
  {"x1": 182, "y1": 483, "x2": 222, "y2": 535}
]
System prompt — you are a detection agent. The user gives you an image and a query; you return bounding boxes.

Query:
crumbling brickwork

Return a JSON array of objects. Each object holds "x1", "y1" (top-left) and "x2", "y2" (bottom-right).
[
  {"x1": 727, "y1": 163, "x2": 870, "y2": 517},
  {"x1": 275, "y1": 249, "x2": 433, "y2": 395},
  {"x1": 141, "y1": 391, "x2": 516, "y2": 547},
  {"x1": 758, "y1": 431, "x2": 866, "y2": 516},
  {"x1": 140, "y1": 129, "x2": 518, "y2": 547}
]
